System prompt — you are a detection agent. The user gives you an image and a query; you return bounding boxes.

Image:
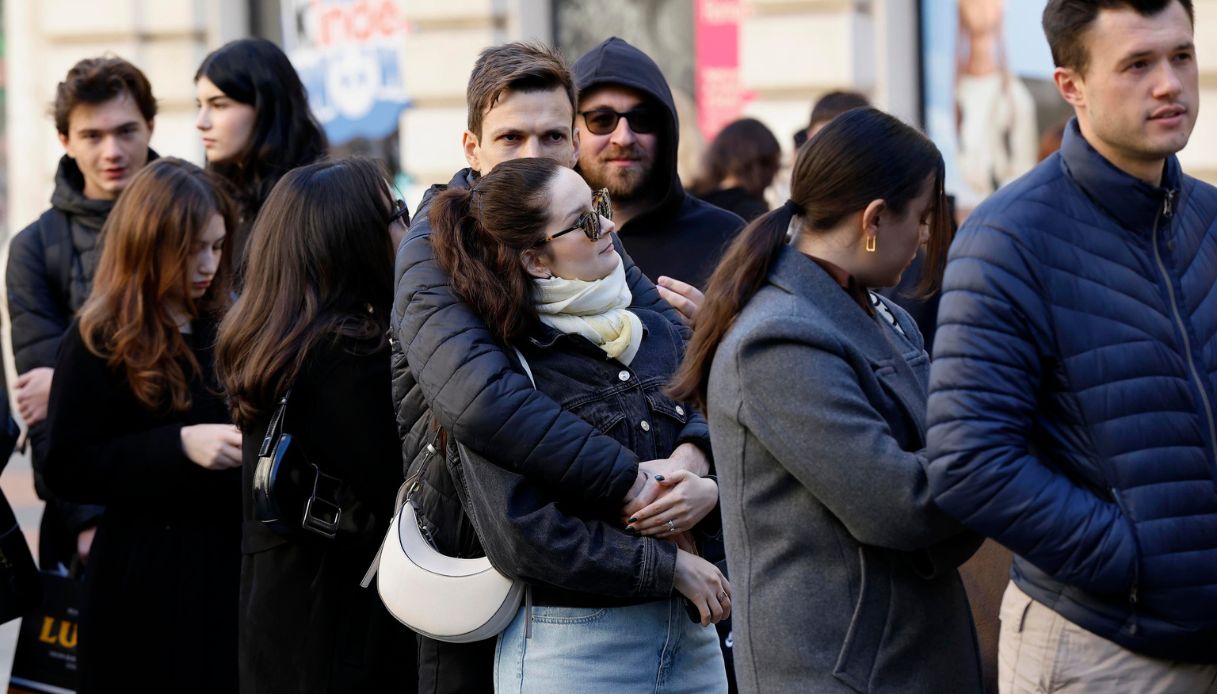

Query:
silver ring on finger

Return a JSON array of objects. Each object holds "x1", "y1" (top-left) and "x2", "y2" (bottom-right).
[
  {"x1": 666, "y1": 519, "x2": 676, "y2": 533},
  {"x1": 717, "y1": 590, "x2": 728, "y2": 601}
]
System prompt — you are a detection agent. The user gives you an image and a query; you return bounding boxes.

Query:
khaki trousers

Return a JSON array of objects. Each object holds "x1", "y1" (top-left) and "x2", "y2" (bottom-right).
[{"x1": 998, "y1": 581, "x2": 1217, "y2": 693}]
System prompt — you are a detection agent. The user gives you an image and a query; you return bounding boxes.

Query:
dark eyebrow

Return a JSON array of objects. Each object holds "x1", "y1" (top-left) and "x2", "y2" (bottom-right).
[
  {"x1": 77, "y1": 120, "x2": 141, "y2": 136},
  {"x1": 1121, "y1": 41, "x2": 1194, "y2": 63}
]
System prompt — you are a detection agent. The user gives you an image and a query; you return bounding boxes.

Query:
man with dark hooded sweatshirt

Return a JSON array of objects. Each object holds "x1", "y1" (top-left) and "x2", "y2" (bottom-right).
[
  {"x1": 5, "y1": 56, "x2": 157, "y2": 573},
  {"x1": 573, "y1": 38, "x2": 744, "y2": 309},
  {"x1": 391, "y1": 41, "x2": 711, "y2": 693}
]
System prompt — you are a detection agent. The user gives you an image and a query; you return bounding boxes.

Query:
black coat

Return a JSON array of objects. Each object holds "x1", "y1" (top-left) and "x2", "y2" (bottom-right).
[
  {"x1": 42, "y1": 318, "x2": 240, "y2": 693},
  {"x1": 574, "y1": 38, "x2": 745, "y2": 289},
  {"x1": 238, "y1": 335, "x2": 416, "y2": 694}
]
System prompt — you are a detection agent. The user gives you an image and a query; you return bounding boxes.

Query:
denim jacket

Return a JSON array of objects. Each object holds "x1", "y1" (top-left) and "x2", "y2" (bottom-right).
[{"x1": 456, "y1": 307, "x2": 712, "y2": 607}]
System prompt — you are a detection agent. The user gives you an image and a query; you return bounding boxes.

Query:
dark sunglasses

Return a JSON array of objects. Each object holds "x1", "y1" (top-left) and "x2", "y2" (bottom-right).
[
  {"x1": 389, "y1": 198, "x2": 410, "y2": 226},
  {"x1": 539, "y1": 189, "x2": 612, "y2": 245},
  {"x1": 579, "y1": 108, "x2": 661, "y2": 135}
]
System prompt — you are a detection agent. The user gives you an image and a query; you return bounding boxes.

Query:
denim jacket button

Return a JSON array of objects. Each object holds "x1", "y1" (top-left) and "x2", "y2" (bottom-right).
[
  {"x1": 675, "y1": 405, "x2": 685, "y2": 416},
  {"x1": 618, "y1": 370, "x2": 630, "y2": 382},
  {"x1": 640, "y1": 420, "x2": 651, "y2": 432}
]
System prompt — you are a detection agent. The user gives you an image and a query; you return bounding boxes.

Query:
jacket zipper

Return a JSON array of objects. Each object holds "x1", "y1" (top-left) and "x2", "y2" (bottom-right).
[{"x1": 1150, "y1": 189, "x2": 1217, "y2": 467}]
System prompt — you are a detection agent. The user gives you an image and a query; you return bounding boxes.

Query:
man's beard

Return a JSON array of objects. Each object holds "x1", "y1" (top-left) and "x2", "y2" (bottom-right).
[{"x1": 580, "y1": 144, "x2": 657, "y2": 205}]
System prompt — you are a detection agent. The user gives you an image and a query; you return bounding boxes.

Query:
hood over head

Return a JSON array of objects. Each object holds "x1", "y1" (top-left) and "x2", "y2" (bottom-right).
[{"x1": 573, "y1": 37, "x2": 684, "y2": 223}]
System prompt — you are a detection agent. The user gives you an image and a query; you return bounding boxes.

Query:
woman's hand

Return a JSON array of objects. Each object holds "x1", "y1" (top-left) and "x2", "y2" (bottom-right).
[
  {"x1": 181, "y1": 424, "x2": 243, "y2": 470},
  {"x1": 673, "y1": 549, "x2": 731, "y2": 626},
  {"x1": 625, "y1": 470, "x2": 718, "y2": 536}
]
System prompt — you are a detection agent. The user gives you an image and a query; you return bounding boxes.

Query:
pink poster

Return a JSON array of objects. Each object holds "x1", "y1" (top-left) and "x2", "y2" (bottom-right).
[{"x1": 695, "y1": 0, "x2": 749, "y2": 140}]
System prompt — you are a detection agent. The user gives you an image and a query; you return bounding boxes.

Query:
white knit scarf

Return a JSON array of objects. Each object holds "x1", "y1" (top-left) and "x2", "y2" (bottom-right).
[{"x1": 533, "y1": 260, "x2": 643, "y2": 365}]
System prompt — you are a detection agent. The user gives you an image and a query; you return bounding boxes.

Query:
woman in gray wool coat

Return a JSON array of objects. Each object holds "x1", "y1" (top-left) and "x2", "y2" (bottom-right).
[{"x1": 671, "y1": 107, "x2": 984, "y2": 693}]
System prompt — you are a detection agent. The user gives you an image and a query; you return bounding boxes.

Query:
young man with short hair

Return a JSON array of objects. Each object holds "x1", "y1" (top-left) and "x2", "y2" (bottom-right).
[
  {"x1": 927, "y1": 1, "x2": 1217, "y2": 689},
  {"x1": 391, "y1": 41, "x2": 706, "y2": 693},
  {"x1": 5, "y1": 56, "x2": 156, "y2": 573},
  {"x1": 573, "y1": 38, "x2": 744, "y2": 311}
]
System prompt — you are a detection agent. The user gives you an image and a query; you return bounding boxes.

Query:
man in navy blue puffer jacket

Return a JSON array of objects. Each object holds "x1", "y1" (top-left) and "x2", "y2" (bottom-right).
[{"x1": 927, "y1": 0, "x2": 1217, "y2": 689}]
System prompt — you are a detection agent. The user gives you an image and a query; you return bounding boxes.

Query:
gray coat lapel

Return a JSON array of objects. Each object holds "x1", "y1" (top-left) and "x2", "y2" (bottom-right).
[{"x1": 767, "y1": 247, "x2": 929, "y2": 438}]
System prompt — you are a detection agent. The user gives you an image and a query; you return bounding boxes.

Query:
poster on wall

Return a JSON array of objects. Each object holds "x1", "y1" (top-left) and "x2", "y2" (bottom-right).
[
  {"x1": 281, "y1": 0, "x2": 410, "y2": 176},
  {"x1": 921, "y1": 0, "x2": 1072, "y2": 210}
]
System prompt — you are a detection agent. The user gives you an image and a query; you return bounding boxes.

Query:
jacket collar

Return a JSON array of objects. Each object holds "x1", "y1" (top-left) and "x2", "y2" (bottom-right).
[{"x1": 1059, "y1": 119, "x2": 1182, "y2": 235}]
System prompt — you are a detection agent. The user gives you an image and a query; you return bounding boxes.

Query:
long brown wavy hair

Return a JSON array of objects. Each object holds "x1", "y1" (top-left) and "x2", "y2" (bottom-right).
[
  {"x1": 78, "y1": 157, "x2": 235, "y2": 412},
  {"x1": 216, "y1": 158, "x2": 396, "y2": 430},
  {"x1": 669, "y1": 108, "x2": 951, "y2": 413},
  {"x1": 429, "y1": 157, "x2": 561, "y2": 343}
]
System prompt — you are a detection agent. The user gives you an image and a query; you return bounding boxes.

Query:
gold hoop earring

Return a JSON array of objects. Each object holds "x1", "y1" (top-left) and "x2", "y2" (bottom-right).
[{"x1": 865, "y1": 235, "x2": 877, "y2": 253}]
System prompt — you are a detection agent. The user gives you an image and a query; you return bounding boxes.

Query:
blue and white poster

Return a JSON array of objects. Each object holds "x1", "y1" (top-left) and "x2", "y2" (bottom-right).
[{"x1": 282, "y1": 0, "x2": 411, "y2": 147}]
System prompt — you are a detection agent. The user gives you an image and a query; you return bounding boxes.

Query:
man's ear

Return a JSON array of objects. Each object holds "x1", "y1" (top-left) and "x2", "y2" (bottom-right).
[
  {"x1": 58, "y1": 131, "x2": 74, "y2": 158},
  {"x1": 570, "y1": 127, "x2": 581, "y2": 168},
  {"x1": 462, "y1": 130, "x2": 481, "y2": 173},
  {"x1": 146, "y1": 117, "x2": 155, "y2": 138},
  {"x1": 1054, "y1": 66, "x2": 1085, "y2": 109},
  {"x1": 520, "y1": 248, "x2": 551, "y2": 279}
]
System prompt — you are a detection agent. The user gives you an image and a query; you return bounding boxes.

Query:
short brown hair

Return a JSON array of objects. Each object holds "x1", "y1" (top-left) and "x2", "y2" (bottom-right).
[
  {"x1": 809, "y1": 91, "x2": 870, "y2": 132},
  {"x1": 466, "y1": 42, "x2": 575, "y2": 138},
  {"x1": 53, "y1": 56, "x2": 156, "y2": 136},
  {"x1": 1043, "y1": 0, "x2": 1194, "y2": 75}
]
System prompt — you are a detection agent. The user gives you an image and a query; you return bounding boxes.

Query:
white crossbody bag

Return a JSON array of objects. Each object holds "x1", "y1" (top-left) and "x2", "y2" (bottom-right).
[{"x1": 361, "y1": 349, "x2": 534, "y2": 643}]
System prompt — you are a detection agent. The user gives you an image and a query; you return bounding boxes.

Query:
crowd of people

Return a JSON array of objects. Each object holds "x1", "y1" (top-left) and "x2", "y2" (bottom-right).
[{"x1": 2, "y1": 0, "x2": 1216, "y2": 692}]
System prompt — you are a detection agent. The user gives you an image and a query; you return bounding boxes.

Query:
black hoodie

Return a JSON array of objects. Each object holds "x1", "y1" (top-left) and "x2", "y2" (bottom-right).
[{"x1": 574, "y1": 38, "x2": 744, "y2": 289}]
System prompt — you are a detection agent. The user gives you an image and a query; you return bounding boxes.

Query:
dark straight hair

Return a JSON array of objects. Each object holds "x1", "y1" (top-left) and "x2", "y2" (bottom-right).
[
  {"x1": 1043, "y1": 0, "x2": 1194, "y2": 75},
  {"x1": 195, "y1": 38, "x2": 328, "y2": 222},
  {"x1": 429, "y1": 157, "x2": 563, "y2": 343},
  {"x1": 670, "y1": 108, "x2": 950, "y2": 412},
  {"x1": 216, "y1": 158, "x2": 395, "y2": 429}
]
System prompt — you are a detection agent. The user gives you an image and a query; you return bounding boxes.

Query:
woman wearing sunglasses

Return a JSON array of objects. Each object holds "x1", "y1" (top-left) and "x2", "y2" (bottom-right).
[{"x1": 428, "y1": 157, "x2": 729, "y2": 694}]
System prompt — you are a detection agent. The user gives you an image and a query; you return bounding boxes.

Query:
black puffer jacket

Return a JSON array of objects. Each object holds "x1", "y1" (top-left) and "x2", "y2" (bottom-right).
[
  {"x1": 390, "y1": 168, "x2": 687, "y2": 537},
  {"x1": 574, "y1": 38, "x2": 744, "y2": 289}
]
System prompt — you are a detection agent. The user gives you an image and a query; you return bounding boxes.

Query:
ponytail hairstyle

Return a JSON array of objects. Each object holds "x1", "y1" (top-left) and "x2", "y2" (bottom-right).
[
  {"x1": 430, "y1": 157, "x2": 563, "y2": 343},
  {"x1": 670, "y1": 107, "x2": 950, "y2": 412}
]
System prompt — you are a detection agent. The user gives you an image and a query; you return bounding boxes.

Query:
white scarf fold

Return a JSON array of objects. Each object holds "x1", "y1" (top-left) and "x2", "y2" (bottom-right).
[{"x1": 533, "y1": 260, "x2": 643, "y2": 365}]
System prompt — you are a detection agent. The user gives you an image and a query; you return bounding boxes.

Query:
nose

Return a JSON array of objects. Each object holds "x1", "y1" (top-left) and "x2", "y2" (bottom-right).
[
  {"x1": 609, "y1": 117, "x2": 637, "y2": 146},
  {"x1": 520, "y1": 139, "x2": 541, "y2": 159},
  {"x1": 200, "y1": 248, "x2": 218, "y2": 276},
  {"x1": 1154, "y1": 60, "x2": 1184, "y2": 100},
  {"x1": 100, "y1": 134, "x2": 122, "y2": 161},
  {"x1": 195, "y1": 108, "x2": 210, "y2": 131}
]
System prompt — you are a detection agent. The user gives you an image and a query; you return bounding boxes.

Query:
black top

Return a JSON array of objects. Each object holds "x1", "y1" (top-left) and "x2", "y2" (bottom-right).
[
  {"x1": 41, "y1": 316, "x2": 240, "y2": 693},
  {"x1": 694, "y1": 186, "x2": 769, "y2": 223},
  {"x1": 239, "y1": 333, "x2": 415, "y2": 693},
  {"x1": 43, "y1": 317, "x2": 239, "y2": 520}
]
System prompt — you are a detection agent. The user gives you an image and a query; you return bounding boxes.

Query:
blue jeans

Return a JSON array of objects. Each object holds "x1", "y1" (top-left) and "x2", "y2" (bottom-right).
[{"x1": 494, "y1": 597, "x2": 728, "y2": 694}]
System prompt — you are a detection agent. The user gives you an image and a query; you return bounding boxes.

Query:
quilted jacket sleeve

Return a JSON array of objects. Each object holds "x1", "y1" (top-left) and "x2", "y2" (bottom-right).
[
  {"x1": 391, "y1": 190, "x2": 639, "y2": 506},
  {"x1": 6, "y1": 220, "x2": 70, "y2": 373},
  {"x1": 926, "y1": 221, "x2": 1138, "y2": 595}
]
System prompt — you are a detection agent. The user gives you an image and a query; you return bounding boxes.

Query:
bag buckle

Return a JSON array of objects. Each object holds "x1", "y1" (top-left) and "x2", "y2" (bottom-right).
[{"x1": 301, "y1": 464, "x2": 343, "y2": 539}]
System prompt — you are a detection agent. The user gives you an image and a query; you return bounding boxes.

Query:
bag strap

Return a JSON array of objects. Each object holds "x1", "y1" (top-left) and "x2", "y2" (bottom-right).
[
  {"x1": 256, "y1": 389, "x2": 291, "y2": 458},
  {"x1": 510, "y1": 346, "x2": 536, "y2": 389}
]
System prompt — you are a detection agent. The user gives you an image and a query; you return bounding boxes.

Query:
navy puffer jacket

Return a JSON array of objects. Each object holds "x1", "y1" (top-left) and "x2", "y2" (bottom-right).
[{"x1": 927, "y1": 120, "x2": 1217, "y2": 662}]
